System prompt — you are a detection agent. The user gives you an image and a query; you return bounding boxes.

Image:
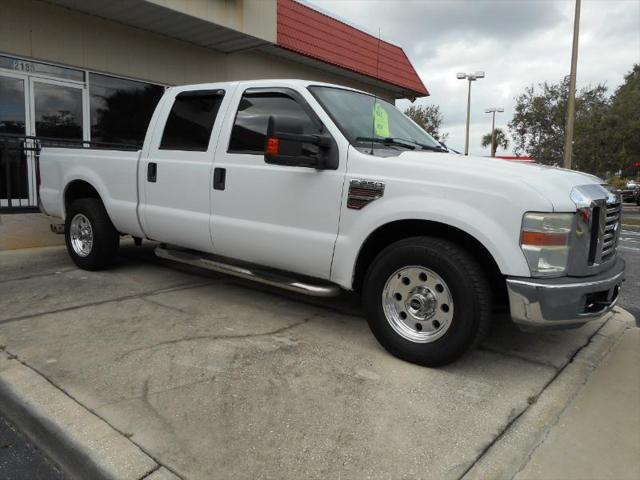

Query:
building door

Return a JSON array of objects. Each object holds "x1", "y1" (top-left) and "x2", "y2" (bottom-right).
[
  {"x1": 1, "y1": 73, "x2": 88, "y2": 210},
  {"x1": 0, "y1": 71, "x2": 32, "y2": 209}
]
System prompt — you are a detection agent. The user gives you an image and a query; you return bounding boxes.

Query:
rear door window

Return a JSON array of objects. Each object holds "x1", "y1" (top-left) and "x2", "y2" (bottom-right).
[{"x1": 160, "y1": 90, "x2": 224, "y2": 151}]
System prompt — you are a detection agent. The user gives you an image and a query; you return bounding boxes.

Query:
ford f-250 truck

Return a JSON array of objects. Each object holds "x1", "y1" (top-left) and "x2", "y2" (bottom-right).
[{"x1": 39, "y1": 79, "x2": 625, "y2": 366}]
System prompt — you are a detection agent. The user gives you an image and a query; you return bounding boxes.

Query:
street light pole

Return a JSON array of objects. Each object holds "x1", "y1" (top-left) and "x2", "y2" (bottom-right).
[
  {"x1": 485, "y1": 107, "x2": 504, "y2": 157},
  {"x1": 457, "y1": 71, "x2": 485, "y2": 156},
  {"x1": 563, "y1": 0, "x2": 581, "y2": 169},
  {"x1": 465, "y1": 80, "x2": 472, "y2": 156}
]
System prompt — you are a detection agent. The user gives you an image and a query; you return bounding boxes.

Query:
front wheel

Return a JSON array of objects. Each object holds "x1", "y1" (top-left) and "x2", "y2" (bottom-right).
[
  {"x1": 362, "y1": 237, "x2": 492, "y2": 367},
  {"x1": 65, "y1": 198, "x2": 119, "y2": 270}
]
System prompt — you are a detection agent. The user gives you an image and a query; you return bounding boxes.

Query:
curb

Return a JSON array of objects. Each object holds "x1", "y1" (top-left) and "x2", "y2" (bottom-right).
[
  {"x1": 0, "y1": 355, "x2": 161, "y2": 480},
  {"x1": 462, "y1": 308, "x2": 636, "y2": 480}
]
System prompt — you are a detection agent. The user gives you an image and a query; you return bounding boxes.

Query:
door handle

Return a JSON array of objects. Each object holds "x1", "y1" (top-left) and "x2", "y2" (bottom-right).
[
  {"x1": 147, "y1": 162, "x2": 157, "y2": 182},
  {"x1": 213, "y1": 167, "x2": 226, "y2": 190}
]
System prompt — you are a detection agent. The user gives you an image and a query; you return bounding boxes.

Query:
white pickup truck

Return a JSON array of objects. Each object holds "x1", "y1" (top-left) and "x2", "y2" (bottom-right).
[{"x1": 39, "y1": 79, "x2": 625, "y2": 366}]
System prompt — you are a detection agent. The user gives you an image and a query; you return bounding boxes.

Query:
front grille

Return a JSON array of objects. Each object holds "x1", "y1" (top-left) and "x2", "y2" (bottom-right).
[
  {"x1": 601, "y1": 201, "x2": 620, "y2": 261},
  {"x1": 569, "y1": 184, "x2": 621, "y2": 276}
]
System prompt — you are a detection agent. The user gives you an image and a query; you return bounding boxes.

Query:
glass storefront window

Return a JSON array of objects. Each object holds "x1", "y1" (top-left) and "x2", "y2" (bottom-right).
[
  {"x1": 0, "y1": 76, "x2": 26, "y2": 135},
  {"x1": 33, "y1": 81, "x2": 83, "y2": 140},
  {"x1": 89, "y1": 73, "x2": 164, "y2": 146},
  {"x1": 0, "y1": 55, "x2": 84, "y2": 82},
  {"x1": 0, "y1": 76, "x2": 28, "y2": 200}
]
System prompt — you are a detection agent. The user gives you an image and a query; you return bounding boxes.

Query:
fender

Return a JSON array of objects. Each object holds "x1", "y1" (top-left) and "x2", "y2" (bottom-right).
[
  {"x1": 62, "y1": 171, "x2": 109, "y2": 217},
  {"x1": 62, "y1": 166, "x2": 145, "y2": 238},
  {"x1": 330, "y1": 194, "x2": 533, "y2": 290}
]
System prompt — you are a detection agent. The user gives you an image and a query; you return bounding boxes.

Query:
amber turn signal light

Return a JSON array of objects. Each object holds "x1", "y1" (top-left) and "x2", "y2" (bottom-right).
[{"x1": 521, "y1": 231, "x2": 568, "y2": 247}]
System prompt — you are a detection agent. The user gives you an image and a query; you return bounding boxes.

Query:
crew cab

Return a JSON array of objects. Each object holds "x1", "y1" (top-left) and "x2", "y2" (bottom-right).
[{"x1": 38, "y1": 79, "x2": 625, "y2": 366}]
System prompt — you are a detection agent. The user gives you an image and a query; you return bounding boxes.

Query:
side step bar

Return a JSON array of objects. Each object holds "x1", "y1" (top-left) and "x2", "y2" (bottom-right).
[{"x1": 155, "y1": 246, "x2": 342, "y2": 298}]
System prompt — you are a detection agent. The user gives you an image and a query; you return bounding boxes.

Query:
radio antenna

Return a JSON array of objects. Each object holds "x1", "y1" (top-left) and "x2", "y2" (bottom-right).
[{"x1": 370, "y1": 27, "x2": 382, "y2": 155}]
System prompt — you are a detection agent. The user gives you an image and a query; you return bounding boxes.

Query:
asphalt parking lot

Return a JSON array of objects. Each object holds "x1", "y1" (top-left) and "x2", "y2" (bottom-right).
[
  {"x1": 0, "y1": 240, "x2": 637, "y2": 480},
  {"x1": 620, "y1": 204, "x2": 640, "y2": 321}
]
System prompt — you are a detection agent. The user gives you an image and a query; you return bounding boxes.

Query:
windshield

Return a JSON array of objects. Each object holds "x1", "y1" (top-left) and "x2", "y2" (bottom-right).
[{"x1": 309, "y1": 86, "x2": 444, "y2": 152}]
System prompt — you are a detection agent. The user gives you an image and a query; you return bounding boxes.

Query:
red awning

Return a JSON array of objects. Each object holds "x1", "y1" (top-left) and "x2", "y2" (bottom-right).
[{"x1": 277, "y1": 0, "x2": 429, "y2": 98}]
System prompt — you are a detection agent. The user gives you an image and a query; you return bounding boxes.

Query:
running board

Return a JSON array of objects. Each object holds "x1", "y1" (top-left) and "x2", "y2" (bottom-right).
[{"x1": 155, "y1": 246, "x2": 342, "y2": 297}]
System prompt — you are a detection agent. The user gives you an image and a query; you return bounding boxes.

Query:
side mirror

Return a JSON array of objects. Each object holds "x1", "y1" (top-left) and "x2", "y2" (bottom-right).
[{"x1": 264, "y1": 116, "x2": 337, "y2": 170}]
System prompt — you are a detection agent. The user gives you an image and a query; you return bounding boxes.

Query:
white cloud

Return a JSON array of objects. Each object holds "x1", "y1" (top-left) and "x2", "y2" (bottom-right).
[{"x1": 305, "y1": 0, "x2": 640, "y2": 156}]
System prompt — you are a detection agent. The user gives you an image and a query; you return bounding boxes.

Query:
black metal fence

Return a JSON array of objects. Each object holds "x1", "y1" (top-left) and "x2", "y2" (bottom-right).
[
  {"x1": 0, "y1": 135, "x2": 39, "y2": 213},
  {"x1": 0, "y1": 135, "x2": 139, "y2": 214}
]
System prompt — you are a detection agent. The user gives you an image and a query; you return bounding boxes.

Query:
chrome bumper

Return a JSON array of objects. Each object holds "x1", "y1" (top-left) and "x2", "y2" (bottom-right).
[{"x1": 506, "y1": 258, "x2": 625, "y2": 328}]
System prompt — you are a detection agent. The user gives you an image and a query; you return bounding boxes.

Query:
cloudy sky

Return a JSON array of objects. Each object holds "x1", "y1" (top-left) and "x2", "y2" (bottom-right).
[{"x1": 305, "y1": 0, "x2": 640, "y2": 156}]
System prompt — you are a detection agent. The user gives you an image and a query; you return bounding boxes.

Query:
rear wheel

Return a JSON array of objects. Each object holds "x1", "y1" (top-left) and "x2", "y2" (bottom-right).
[
  {"x1": 65, "y1": 198, "x2": 119, "y2": 270},
  {"x1": 362, "y1": 236, "x2": 492, "y2": 367}
]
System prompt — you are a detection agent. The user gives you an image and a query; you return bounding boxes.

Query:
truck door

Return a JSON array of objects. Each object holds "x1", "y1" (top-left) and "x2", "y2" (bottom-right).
[
  {"x1": 139, "y1": 88, "x2": 228, "y2": 252},
  {"x1": 210, "y1": 87, "x2": 347, "y2": 279}
]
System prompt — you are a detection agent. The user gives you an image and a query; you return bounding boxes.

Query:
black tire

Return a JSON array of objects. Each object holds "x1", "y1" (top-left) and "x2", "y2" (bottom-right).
[
  {"x1": 362, "y1": 236, "x2": 492, "y2": 367},
  {"x1": 65, "y1": 198, "x2": 119, "y2": 270}
]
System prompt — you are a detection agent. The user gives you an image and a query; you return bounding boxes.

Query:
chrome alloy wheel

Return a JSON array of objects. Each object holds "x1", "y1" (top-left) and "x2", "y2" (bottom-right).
[
  {"x1": 382, "y1": 266, "x2": 454, "y2": 343},
  {"x1": 69, "y1": 213, "x2": 94, "y2": 257}
]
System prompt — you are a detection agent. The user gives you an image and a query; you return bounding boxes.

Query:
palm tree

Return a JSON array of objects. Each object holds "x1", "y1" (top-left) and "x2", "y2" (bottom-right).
[{"x1": 481, "y1": 128, "x2": 509, "y2": 157}]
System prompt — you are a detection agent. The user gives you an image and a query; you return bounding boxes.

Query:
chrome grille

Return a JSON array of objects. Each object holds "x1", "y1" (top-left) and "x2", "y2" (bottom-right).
[
  {"x1": 601, "y1": 201, "x2": 620, "y2": 261},
  {"x1": 569, "y1": 184, "x2": 621, "y2": 276}
]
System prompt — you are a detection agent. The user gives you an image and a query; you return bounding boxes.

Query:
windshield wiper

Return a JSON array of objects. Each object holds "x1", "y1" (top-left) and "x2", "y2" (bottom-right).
[
  {"x1": 355, "y1": 136, "x2": 447, "y2": 152},
  {"x1": 390, "y1": 137, "x2": 448, "y2": 152},
  {"x1": 355, "y1": 136, "x2": 416, "y2": 150}
]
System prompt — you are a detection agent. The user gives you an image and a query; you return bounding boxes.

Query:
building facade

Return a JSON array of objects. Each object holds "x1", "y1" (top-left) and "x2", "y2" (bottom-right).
[{"x1": 0, "y1": 0, "x2": 427, "y2": 211}]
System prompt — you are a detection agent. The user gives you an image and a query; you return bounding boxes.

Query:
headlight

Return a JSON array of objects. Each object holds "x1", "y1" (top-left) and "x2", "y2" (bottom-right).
[{"x1": 520, "y1": 212, "x2": 574, "y2": 277}]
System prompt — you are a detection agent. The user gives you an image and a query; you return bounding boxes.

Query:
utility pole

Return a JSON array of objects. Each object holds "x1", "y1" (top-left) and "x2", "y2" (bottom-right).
[
  {"x1": 457, "y1": 71, "x2": 485, "y2": 156},
  {"x1": 485, "y1": 107, "x2": 504, "y2": 157},
  {"x1": 563, "y1": 0, "x2": 581, "y2": 169}
]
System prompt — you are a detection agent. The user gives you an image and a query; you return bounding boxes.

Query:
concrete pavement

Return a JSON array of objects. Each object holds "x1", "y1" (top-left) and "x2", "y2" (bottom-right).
[
  {"x1": 514, "y1": 327, "x2": 640, "y2": 480},
  {"x1": 0, "y1": 214, "x2": 64, "y2": 251},
  {"x1": 0, "y1": 243, "x2": 637, "y2": 479}
]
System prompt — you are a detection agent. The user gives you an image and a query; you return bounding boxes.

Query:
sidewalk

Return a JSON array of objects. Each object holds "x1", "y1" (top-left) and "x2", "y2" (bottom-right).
[
  {"x1": 514, "y1": 326, "x2": 640, "y2": 480},
  {"x1": 0, "y1": 214, "x2": 64, "y2": 251}
]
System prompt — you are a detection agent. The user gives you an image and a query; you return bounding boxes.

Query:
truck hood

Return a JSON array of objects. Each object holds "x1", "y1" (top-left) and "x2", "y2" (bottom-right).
[{"x1": 397, "y1": 151, "x2": 603, "y2": 211}]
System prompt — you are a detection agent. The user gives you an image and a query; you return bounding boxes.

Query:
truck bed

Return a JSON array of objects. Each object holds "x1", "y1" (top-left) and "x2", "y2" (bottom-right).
[{"x1": 39, "y1": 146, "x2": 143, "y2": 237}]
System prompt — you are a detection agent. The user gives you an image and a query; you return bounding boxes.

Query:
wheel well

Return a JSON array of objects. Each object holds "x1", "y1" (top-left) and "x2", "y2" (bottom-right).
[
  {"x1": 352, "y1": 219, "x2": 507, "y2": 305},
  {"x1": 64, "y1": 180, "x2": 101, "y2": 213}
]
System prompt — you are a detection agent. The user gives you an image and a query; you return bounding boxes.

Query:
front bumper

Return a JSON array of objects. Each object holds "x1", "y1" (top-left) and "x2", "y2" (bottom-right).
[{"x1": 506, "y1": 258, "x2": 625, "y2": 328}]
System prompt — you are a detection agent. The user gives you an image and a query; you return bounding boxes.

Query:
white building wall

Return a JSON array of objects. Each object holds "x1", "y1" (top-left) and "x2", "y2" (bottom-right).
[
  {"x1": 145, "y1": 0, "x2": 278, "y2": 43},
  {"x1": 0, "y1": 0, "x2": 393, "y2": 99}
]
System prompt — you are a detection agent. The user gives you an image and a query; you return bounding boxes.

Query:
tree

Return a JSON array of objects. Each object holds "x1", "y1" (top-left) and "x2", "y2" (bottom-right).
[
  {"x1": 605, "y1": 64, "x2": 640, "y2": 177},
  {"x1": 404, "y1": 104, "x2": 448, "y2": 142},
  {"x1": 481, "y1": 128, "x2": 509, "y2": 157},
  {"x1": 508, "y1": 77, "x2": 610, "y2": 175}
]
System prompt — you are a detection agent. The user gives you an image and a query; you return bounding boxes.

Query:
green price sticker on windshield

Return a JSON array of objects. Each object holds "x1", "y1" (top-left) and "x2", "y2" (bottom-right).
[{"x1": 373, "y1": 103, "x2": 390, "y2": 137}]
